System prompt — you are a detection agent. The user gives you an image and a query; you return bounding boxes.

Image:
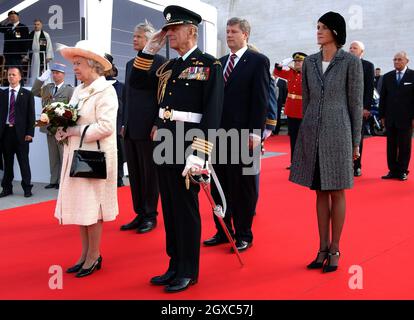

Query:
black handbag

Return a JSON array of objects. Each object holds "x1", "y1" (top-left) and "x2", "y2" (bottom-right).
[{"x1": 69, "y1": 125, "x2": 107, "y2": 179}]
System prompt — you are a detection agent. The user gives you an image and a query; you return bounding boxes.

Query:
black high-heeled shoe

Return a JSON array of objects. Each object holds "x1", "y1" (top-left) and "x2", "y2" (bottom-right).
[
  {"x1": 66, "y1": 260, "x2": 85, "y2": 273},
  {"x1": 322, "y1": 251, "x2": 340, "y2": 273},
  {"x1": 76, "y1": 256, "x2": 102, "y2": 278},
  {"x1": 307, "y1": 250, "x2": 329, "y2": 269}
]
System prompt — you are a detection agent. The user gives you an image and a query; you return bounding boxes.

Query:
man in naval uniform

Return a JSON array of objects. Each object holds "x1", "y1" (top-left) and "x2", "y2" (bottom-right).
[{"x1": 129, "y1": 5, "x2": 224, "y2": 292}]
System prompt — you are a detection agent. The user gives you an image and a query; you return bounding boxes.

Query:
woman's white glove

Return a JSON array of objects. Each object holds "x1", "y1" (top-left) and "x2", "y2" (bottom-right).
[
  {"x1": 38, "y1": 69, "x2": 52, "y2": 82},
  {"x1": 182, "y1": 155, "x2": 205, "y2": 177},
  {"x1": 55, "y1": 126, "x2": 81, "y2": 141},
  {"x1": 142, "y1": 29, "x2": 167, "y2": 55}
]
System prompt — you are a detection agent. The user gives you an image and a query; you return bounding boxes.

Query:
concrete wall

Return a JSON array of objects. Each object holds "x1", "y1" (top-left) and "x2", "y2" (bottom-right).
[{"x1": 203, "y1": 0, "x2": 414, "y2": 73}]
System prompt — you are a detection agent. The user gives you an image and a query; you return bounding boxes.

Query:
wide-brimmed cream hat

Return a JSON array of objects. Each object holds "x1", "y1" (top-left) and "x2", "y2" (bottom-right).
[{"x1": 57, "y1": 40, "x2": 112, "y2": 71}]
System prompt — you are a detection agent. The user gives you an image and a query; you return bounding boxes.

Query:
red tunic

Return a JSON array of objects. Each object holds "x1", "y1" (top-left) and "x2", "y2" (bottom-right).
[{"x1": 273, "y1": 67, "x2": 303, "y2": 119}]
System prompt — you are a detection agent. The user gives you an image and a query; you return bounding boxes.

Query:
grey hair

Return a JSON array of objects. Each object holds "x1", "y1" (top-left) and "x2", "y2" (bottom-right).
[
  {"x1": 188, "y1": 24, "x2": 198, "y2": 40},
  {"x1": 87, "y1": 59, "x2": 105, "y2": 76},
  {"x1": 134, "y1": 20, "x2": 155, "y2": 40},
  {"x1": 395, "y1": 51, "x2": 410, "y2": 61},
  {"x1": 227, "y1": 17, "x2": 251, "y2": 39}
]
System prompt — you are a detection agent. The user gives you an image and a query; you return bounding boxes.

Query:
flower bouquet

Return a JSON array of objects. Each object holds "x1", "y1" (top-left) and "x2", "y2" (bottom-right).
[{"x1": 35, "y1": 102, "x2": 79, "y2": 143}]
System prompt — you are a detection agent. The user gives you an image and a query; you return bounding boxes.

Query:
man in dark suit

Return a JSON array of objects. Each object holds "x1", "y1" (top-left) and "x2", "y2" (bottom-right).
[
  {"x1": 273, "y1": 77, "x2": 287, "y2": 135},
  {"x1": 203, "y1": 17, "x2": 269, "y2": 252},
  {"x1": 119, "y1": 21, "x2": 166, "y2": 234},
  {"x1": 0, "y1": 67, "x2": 35, "y2": 197},
  {"x1": 349, "y1": 41, "x2": 375, "y2": 177},
  {"x1": 380, "y1": 51, "x2": 414, "y2": 181},
  {"x1": 0, "y1": 11, "x2": 30, "y2": 68}
]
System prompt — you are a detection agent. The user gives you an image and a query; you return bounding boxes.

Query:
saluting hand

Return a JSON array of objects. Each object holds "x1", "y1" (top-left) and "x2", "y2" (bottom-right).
[{"x1": 142, "y1": 29, "x2": 167, "y2": 55}]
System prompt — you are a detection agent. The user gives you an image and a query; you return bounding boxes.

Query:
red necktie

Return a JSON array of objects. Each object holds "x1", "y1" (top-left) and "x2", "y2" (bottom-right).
[
  {"x1": 8, "y1": 89, "x2": 15, "y2": 125},
  {"x1": 224, "y1": 54, "x2": 237, "y2": 83}
]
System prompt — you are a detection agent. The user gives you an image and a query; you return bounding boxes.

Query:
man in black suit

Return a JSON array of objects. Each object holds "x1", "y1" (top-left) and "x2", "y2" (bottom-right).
[
  {"x1": 349, "y1": 41, "x2": 375, "y2": 177},
  {"x1": 0, "y1": 11, "x2": 30, "y2": 68},
  {"x1": 380, "y1": 51, "x2": 414, "y2": 181},
  {"x1": 120, "y1": 21, "x2": 167, "y2": 234},
  {"x1": 0, "y1": 67, "x2": 35, "y2": 197},
  {"x1": 273, "y1": 77, "x2": 287, "y2": 135},
  {"x1": 203, "y1": 17, "x2": 269, "y2": 252}
]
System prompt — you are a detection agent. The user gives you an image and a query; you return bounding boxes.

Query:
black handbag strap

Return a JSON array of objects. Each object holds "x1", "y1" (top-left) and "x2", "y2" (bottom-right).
[{"x1": 79, "y1": 125, "x2": 101, "y2": 150}]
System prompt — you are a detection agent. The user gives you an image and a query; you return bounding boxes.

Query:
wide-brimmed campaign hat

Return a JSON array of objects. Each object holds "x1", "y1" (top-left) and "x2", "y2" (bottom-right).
[
  {"x1": 57, "y1": 40, "x2": 112, "y2": 71},
  {"x1": 162, "y1": 5, "x2": 202, "y2": 31}
]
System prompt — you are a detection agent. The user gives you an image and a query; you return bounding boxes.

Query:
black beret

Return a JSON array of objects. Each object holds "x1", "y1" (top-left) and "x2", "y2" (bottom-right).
[
  {"x1": 318, "y1": 11, "x2": 346, "y2": 46},
  {"x1": 162, "y1": 5, "x2": 202, "y2": 31}
]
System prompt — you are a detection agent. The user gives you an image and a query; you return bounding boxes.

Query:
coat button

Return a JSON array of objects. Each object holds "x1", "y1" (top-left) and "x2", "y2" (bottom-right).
[
  {"x1": 172, "y1": 80, "x2": 176, "y2": 83},
  {"x1": 169, "y1": 92, "x2": 172, "y2": 95}
]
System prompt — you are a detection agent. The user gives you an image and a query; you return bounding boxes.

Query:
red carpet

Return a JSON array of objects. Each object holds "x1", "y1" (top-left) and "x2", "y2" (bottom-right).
[{"x1": 1, "y1": 135, "x2": 414, "y2": 300}]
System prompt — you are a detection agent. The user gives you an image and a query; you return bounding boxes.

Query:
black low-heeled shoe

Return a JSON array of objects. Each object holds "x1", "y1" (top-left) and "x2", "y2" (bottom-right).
[
  {"x1": 66, "y1": 261, "x2": 85, "y2": 273},
  {"x1": 76, "y1": 256, "x2": 102, "y2": 278},
  {"x1": 307, "y1": 250, "x2": 329, "y2": 269},
  {"x1": 322, "y1": 251, "x2": 340, "y2": 273}
]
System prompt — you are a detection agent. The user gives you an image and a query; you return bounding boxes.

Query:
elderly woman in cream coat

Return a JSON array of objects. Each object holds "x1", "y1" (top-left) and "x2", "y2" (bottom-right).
[{"x1": 55, "y1": 40, "x2": 118, "y2": 278}]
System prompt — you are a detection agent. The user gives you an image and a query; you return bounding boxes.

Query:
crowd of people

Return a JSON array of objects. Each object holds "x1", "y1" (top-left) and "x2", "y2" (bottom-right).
[{"x1": 0, "y1": 5, "x2": 413, "y2": 294}]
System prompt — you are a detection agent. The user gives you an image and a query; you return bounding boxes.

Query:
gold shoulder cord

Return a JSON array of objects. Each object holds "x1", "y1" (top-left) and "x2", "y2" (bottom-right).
[{"x1": 156, "y1": 61, "x2": 173, "y2": 104}]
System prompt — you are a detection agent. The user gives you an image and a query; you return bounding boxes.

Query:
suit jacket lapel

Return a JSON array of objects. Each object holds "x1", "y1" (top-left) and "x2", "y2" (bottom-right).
[{"x1": 225, "y1": 49, "x2": 250, "y2": 87}]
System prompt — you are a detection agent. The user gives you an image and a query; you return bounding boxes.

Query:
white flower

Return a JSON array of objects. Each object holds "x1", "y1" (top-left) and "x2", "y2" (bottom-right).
[
  {"x1": 40, "y1": 113, "x2": 50, "y2": 123},
  {"x1": 55, "y1": 107, "x2": 65, "y2": 116},
  {"x1": 50, "y1": 102, "x2": 62, "y2": 108}
]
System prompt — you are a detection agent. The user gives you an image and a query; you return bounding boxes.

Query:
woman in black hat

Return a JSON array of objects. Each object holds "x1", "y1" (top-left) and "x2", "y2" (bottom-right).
[{"x1": 289, "y1": 12, "x2": 363, "y2": 272}]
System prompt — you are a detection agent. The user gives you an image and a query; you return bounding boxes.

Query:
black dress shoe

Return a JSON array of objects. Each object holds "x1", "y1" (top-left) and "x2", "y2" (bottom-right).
[
  {"x1": 203, "y1": 233, "x2": 230, "y2": 246},
  {"x1": 150, "y1": 270, "x2": 176, "y2": 286},
  {"x1": 66, "y1": 261, "x2": 85, "y2": 273},
  {"x1": 76, "y1": 256, "x2": 102, "y2": 278},
  {"x1": 45, "y1": 183, "x2": 56, "y2": 189},
  {"x1": 354, "y1": 168, "x2": 362, "y2": 177},
  {"x1": 165, "y1": 277, "x2": 197, "y2": 293},
  {"x1": 137, "y1": 220, "x2": 157, "y2": 233},
  {"x1": 381, "y1": 172, "x2": 396, "y2": 179},
  {"x1": 399, "y1": 173, "x2": 408, "y2": 181},
  {"x1": 120, "y1": 216, "x2": 142, "y2": 231},
  {"x1": 24, "y1": 190, "x2": 33, "y2": 198},
  {"x1": 0, "y1": 189, "x2": 13, "y2": 198},
  {"x1": 234, "y1": 240, "x2": 252, "y2": 252}
]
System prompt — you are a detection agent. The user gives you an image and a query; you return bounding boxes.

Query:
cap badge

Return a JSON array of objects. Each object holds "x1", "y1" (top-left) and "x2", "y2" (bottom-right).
[{"x1": 166, "y1": 13, "x2": 171, "y2": 21}]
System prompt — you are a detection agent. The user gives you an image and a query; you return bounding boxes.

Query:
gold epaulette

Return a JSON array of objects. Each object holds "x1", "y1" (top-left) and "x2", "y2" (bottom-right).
[
  {"x1": 191, "y1": 137, "x2": 214, "y2": 156},
  {"x1": 266, "y1": 119, "x2": 277, "y2": 126},
  {"x1": 133, "y1": 56, "x2": 153, "y2": 71}
]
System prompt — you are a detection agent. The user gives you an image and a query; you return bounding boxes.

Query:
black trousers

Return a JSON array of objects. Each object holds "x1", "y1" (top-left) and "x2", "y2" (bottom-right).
[
  {"x1": 116, "y1": 134, "x2": 125, "y2": 184},
  {"x1": 0, "y1": 127, "x2": 32, "y2": 191},
  {"x1": 287, "y1": 117, "x2": 302, "y2": 162},
  {"x1": 124, "y1": 138, "x2": 159, "y2": 219},
  {"x1": 386, "y1": 126, "x2": 412, "y2": 174},
  {"x1": 211, "y1": 164, "x2": 258, "y2": 243},
  {"x1": 158, "y1": 166, "x2": 201, "y2": 279},
  {"x1": 354, "y1": 118, "x2": 367, "y2": 170}
]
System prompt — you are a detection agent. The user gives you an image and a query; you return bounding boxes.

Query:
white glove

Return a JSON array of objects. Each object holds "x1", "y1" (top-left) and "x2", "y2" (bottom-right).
[
  {"x1": 263, "y1": 129, "x2": 272, "y2": 140},
  {"x1": 142, "y1": 29, "x2": 167, "y2": 55},
  {"x1": 182, "y1": 155, "x2": 205, "y2": 177},
  {"x1": 55, "y1": 126, "x2": 81, "y2": 141},
  {"x1": 38, "y1": 69, "x2": 51, "y2": 82}
]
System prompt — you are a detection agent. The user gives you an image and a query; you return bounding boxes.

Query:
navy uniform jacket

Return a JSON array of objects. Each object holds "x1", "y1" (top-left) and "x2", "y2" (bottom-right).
[
  {"x1": 0, "y1": 22, "x2": 30, "y2": 57},
  {"x1": 122, "y1": 54, "x2": 166, "y2": 140},
  {"x1": 266, "y1": 76, "x2": 278, "y2": 131},
  {"x1": 0, "y1": 87, "x2": 35, "y2": 143},
  {"x1": 379, "y1": 68, "x2": 414, "y2": 129},
  {"x1": 129, "y1": 48, "x2": 224, "y2": 166}
]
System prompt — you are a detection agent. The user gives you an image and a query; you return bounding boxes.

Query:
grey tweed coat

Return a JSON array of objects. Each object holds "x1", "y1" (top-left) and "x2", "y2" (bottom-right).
[{"x1": 289, "y1": 49, "x2": 363, "y2": 190}]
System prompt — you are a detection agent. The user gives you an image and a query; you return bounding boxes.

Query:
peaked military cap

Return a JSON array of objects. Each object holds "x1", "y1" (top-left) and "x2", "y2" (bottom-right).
[
  {"x1": 292, "y1": 52, "x2": 307, "y2": 61},
  {"x1": 162, "y1": 5, "x2": 202, "y2": 31}
]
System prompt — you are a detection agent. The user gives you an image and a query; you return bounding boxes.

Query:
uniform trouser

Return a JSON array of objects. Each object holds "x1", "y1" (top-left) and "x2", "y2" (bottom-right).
[
  {"x1": 211, "y1": 164, "x2": 258, "y2": 243},
  {"x1": 354, "y1": 118, "x2": 367, "y2": 170},
  {"x1": 46, "y1": 134, "x2": 63, "y2": 184},
  {"x1": 158, "y1": 166, "x2": 201, "y2": 279},
  {"x1": 124, "y1": 138, "x2": 159, "y2": 219},
  {"x1": 1, "y1": 127, "x2": 32, "y2": 191},
  {"x1": 287, "y1": 117, "x2": 302, "y2": 162},
  {"x1": 386, "y1": 126, "x2": 412, "y2": 174}
]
